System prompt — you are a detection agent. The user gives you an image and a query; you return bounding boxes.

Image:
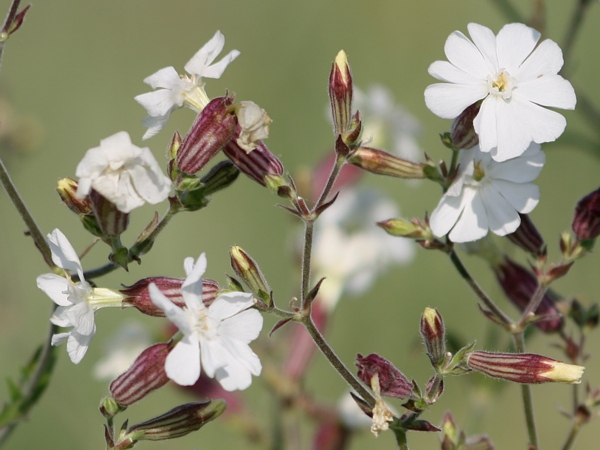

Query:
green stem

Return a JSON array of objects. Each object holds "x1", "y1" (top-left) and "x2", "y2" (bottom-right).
[
  {"x1": 314, "y1": 155, "x2": 345, "y2": 211},
  {"x1": 302, "y1": 316, "x2": 375, "y2": 407},
  {"x1": 513, "y1": 332, "x2": 538, "y2": 449},
  {"x1": 300, "y1": 220, "x2": 314, "y2": 306},
  {"x1": 516, "y1": 282, "x2": 547, "y2": 331},
  {"x1": 560, "y1": 420, "x2": 581, "y2": 450},
  {"x1": 447, "y1": 249, "x2": 513, "y2": 327}
]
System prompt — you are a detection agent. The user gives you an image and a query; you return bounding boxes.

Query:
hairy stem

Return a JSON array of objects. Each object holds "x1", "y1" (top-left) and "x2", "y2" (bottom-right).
[{"x1": 300, "y1": 220, "x2": 314, "y2": 306}]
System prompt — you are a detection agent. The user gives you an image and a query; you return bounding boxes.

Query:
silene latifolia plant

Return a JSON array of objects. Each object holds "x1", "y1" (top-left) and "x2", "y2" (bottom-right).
[{"x1": 0, "y1": 0, "x2": 599, "y2": 449}]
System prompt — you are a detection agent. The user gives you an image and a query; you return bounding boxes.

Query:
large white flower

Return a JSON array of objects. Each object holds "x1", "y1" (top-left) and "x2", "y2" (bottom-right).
[
  {"x1": 429, "y1": 143, "x2": 545, "y2": 243},
  {"x1": 36, "y1": 229, "x2": 124, "y2": 363},
  {"x1": 149, "y1": 254, "x2": 263, "y2": 391},
  {"x1": 313, "y1": 189, "x2": 415, "y2": 310},
  {"x1": 135, "y1": 30, "x2": 240, "y2": 139},
  {"x1": 425, "y1": 23, "x2": 576, "y2": 161},
  {"x1": 75, "y1": 131, "x2": 171, "y2": 213}
]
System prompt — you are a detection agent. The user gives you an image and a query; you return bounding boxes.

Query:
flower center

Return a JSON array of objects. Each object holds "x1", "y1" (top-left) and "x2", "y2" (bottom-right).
[
  {"x1": 488, "y1": 70, "x2": 516, "y2": 100},
  {"x1": 192, "y1": 308, "x2": 218, "y2": 340},
  {"x1": 472, "y1": 160, "x2": 486, "y2": 182}
]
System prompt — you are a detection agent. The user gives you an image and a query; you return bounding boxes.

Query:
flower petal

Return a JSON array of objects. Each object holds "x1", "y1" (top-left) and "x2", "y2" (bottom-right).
[
  {"x1": 496, "y1": 23, "x2": 540, "y2": 72},
  {"x1": 218, "y1": 309, "x2": 263, "y2": 343},
  {"x1": 479, "y1": 185, "x2": 521, "y2": 235},
  {"x1": 47, "y1": 229, "x2": 83, "y2": 277},
  {"x1": 429, "y1": 192, "x2": 467, "y2": 238},
  {"x1": 67, "y1": 329, "x2": 95, "y2": 364},
  {"x1": 37, "y1": 274, "x2": 70, "y2": 306},
  {"x1": 448, "y1": 188, "x2": 489, "y2": 242},
  {"x1": 467, "y1": 23, "x2": 498, "y2": 73},
  {"x1": 427, "y1": 61, "x2": 481, "y2": 85},
  {"x1": 209, "y1": 292, "x2": 255, "y2": 321},
  {"x1": 184, "y1": 30, "x2": 226, "y2": 75},
  {"x1": 200, "y1": 338, "x2": 227, "y2": 378},
  {"x1": 165, "y1": 336, "x2": 201, "y2": 385},
  {"x1": 517, "y1": 75, "x2": 576, "y2": 110},
  {"x1": 493, "y1": 179, "x2": 540, "y2": 214},
  {"x1": 425, "y1": 83, "x2": 487, "y2": 119},
  {"x1": 516, "y1": 39, "x2": 564, "y2": 81},
  {"x1": 444, "y1": 30, "x2": 489, "y2": 79},
  {"x1": 487, "y1": 144, "x2": 544, "y2": 183},
  {"x1": 135, "y1": 89, "x2": 180, "y2": 117},
  {"x1": 142, "y1": 66, "x2": 182, "y2": 90},
  {"x1": 215, "y1": 357, "x2": 253, "y2": 391},
  {"x1": 149, "y1": 284, "x2": 193, "y2": 335}
]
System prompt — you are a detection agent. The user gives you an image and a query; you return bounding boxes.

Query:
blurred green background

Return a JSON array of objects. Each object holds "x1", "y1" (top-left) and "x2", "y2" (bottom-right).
[{"x1": 1, "y1": 0, "x2": 599, "y2": 449}]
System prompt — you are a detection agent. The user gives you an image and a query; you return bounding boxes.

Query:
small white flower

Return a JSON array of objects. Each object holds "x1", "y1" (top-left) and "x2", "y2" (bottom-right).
[
  {"x1": 235, "y1": 101, "x2": 272, "y2": 152},
  {"x1": 354, "y1": 85, "x2": 422, "y2": 161},
  {"x1": 149, "y1": 254, "x2": 263, "y2": 391},
  {"x1": 75, "y1": 131, "x2": 171, "y2": 213},
  {"x1": 135, "y1": 31, "x2": 240, "y2": 139},
  {"x1": 425, "y1": 23, "x2": 576, "y2": 161},
  {"x1": 313, "y1": 189, "x2": 415, "y2": 310},
  {"x1": 36, "y1": 229, "x2": 124, "y2": 363},
  {"x1": 429, "y1": 143, "x2": 545, "y2": 243}
]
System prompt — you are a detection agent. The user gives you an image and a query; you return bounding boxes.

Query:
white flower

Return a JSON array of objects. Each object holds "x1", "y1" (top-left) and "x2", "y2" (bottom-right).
[
  {"x1": 429, "y1": 143, "x2": 545, "y2": 243},
  {"x1": 135, "y1": 31, "x2": 240, "y2": 139},
  {"x1": 235, "y1": 101, "x2": 272, "y2": 152},
  {"x1": 149, "y1": 254, "x2": 263, "y2": 391},
  {"x1": 313, "y1": 189, "x2": 415, "y2": 310},
  {"x1": 425, "y1": 23, "x2": 576, "y2": 161},
  {"x1": 354, "y1": 85, "x2": 422, "y2": 161},
  {"x1": 36, "y1": 229, "x2": 124, "y2": 363},
  {"x1": 75, "y1": 131, "x2": 171, "y2": 213}
]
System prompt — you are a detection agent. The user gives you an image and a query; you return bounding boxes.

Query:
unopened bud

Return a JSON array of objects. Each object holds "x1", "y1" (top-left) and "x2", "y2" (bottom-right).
[
  {"x1": 234, "y1": 101, "x2": 272, "y2": 152},
  {"x1": 230, "y1": 246, "x2": 270, "y2": 304},
  {"x1": 348, "y1": 147, "x2": 425, "y2": 179},
  {"x1": 467, "y1": 350, "x2": 584, "y2": 384},
  {"x1": 572, "y1": 187, "x2": 600, "y2": 241},
  {"x1": 199, "y1": 160, "x2": 240, "y2": 196},
  {"x1": 121, "y1": 277, "x2": 219, "y2": 316},
  {"x1": 99, "y1": 396, "x2": 123, "y2": 419},
  {"x1": 57, "y1": 178, "x2": 93, "y2": 216},
  {"x1": 223, "y1": 138, "x2": 284, "y2": 187},
  {"x1": 378, "y1": 217, "x2": 432, "y2": 240},
  {"x1": 356, "y1": 353, "x2": 413, "y2": 399},
  {"x1": 125, "y1": 400, "x2": 226, "y2": 442},
  {"x1": 166, "y1": 131, "x2": 182, "y2": 179},
  {"x1": 110, "y1": 343, "x2": 171, "y2": 406},
  {"x1": 420, "y1": 308, "x2": 446, "y2": 367},
  {"x1": 176, "y1": 95, "x2": 237, "y2": 174},
  {"x1": 494, "y1": 257, "x2": 564, "y2": 333},
  {"x1": 507, "y1": 213, "x2": 545, "y2": 255},
  {"x1": 329, "y1": 50, "x2": 353, "y2": 137},
  {"x1": 450, "y1": 101, "x2": 480, "y2": 149}
]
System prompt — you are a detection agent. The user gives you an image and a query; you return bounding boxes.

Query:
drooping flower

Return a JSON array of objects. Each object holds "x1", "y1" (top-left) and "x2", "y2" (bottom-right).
[
  {"x1": 234, "y1": 101, "x2": 272, "y2": 152},
  {"x1": 149, "y1": 253, "x2": 263, "y2": 391},
  {"x1": 425, "y1": 23, "x2": 576, "y2": 161},
  {"x1": 75, "y1": 131, "x2": 171, "y2": 213},
  {"x1": 36, "y1": 229, "x2": 124, "y2": 363},
  {"x1": 429, "y1": 143, "x2": 545, "y2": 243},
  {"x1": 135, "y1": 31, "x2": 240, "y2": 139}
]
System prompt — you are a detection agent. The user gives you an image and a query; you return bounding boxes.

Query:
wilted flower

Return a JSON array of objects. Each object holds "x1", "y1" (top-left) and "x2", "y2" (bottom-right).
[
  {"x1": 75, "y1": 131, "x2": 171, "y2": 213},
  {"x1": 36, "y1": 229, "x2": 124, "y2": 363},
  {"x1": 149, "y1": 254, "x2": 263, "y2": 391},
  {"x1": 430, "y1": 143, "x2": 544, "y2": 243},
  {"x1": 234, "y1": 101, "x2": 272, "y2": 152},
  {"x1": 425, "y1": 23, "x2": 576, "y2": 161},
  {"x1": 135, "y1": 31, "x2": 239, "y2": 139},
  {"x1": 356, "y1": 353, "x2": 413, "y2": 399}
]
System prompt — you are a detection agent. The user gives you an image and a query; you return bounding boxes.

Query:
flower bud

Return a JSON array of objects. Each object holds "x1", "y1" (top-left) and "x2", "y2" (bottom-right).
[
  {"x1": 356, "y1": 353, "x2": 413, "y2": 399},
  {"x1": 230, "y1": 246, "x2": 270, "y2": 303},
  {"x1": 57, "y1": 178, "x2": 93, "y2": 216},
  {"x1": 378, "y1": 217, "x2": 432, "y2": 240},
  {"x1": 223, "y1": 137, "x2": 284, "y2": 187},
  {"x1": 420, "y1": 308, "x2": 446, "y2": 367},
  {"x1": 450, "y1": 101, "x2": 480, "y2": 149},
  {"x1": 466, "y1": 350, "x2": 584, "y2": 384},
  {"x1": 234, "y1": 101, "x2": 272, "y2": 152},
  {"x1": 121, "y1": 277, "x2": 219, "y2": 316},
  {"x1": 124, "y1": 400, "x2": 226, "y2": 442},
  {"x1": 507, "y1": 213, "x2": 545, "y2": 255},
  {"x1": 176, "y1": 95, "x2": 237, "y2": 174},
  {"x1": 109, "y1": 343, "x2": 171, "y2": 407},
  {"x1": 348, "y1": 147, "x2": 425, "y2": 179},
  {"x1": 199, "y1": 160, "x2": 240, "y2": 196},
  {"x1": 572, "y1": 187, "x2": 600, "y2": 241},
  {"x1": 329, "y1": 50, "x2": 353, "y2": 137},
  {"x1": 89, "y1": 189, "x2": 130, "y2": 237},
  {"x1": 99, "y1": 396, "x2": 123, "y2": 419},
  {"x1": 494, "y1": 257, "x2": 563, "y2": 333}
]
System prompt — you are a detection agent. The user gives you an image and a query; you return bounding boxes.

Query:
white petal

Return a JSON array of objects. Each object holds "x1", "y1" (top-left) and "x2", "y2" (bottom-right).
[
  {"x1": 220, "y1": 335, "x2": 262, "y2": 376},
  {"x1": 487, "y1": 97, "x2": 532, "y2": 161},
  {"x1": 467, "y1": 23, "x2": 498, "y2": 72},
  {"x1": 184, "y1": 31, "x2": 226, "y2": 75},
  {"x1": 50, "y1": 307, "x2": 71, "y2": 327},
  {"x1": 127, "y1": 155, "x2": 171, "y2": 205},
  {"x1": 200, "y1": 338, "x2": 227, "y2": 378},
  {"x1": 67, "y1": 301, "x2": 95, "y2": 336},
  {"x1": 218, "y1": 309, "x2": 263, "y2": 343},
  {"x1": 37, "y1": 274, "x2": 70, "y2": 306},
  {"x1": 479, "y1": 185, "x2": 520, "y2": 235},
  {"x1": 51, "y1": 332, "x2": 69, "y2": 346},
  {"x1": 165, "y1": 336, "x2": 200, "y2": 385},
  {"x1": 448, "y1": 188, "x2": 488, "y2": 243},
  {"x1": 47, "y1": 229, "x2": 83, "y2": 276},
  {"x1": 511, "y1": 96, "x2": 568, "y2": 146},
  {"x1": 488, "y1": 145, "x2": 545, "y2": 183},
  {"x1": 496, "y1": 23, "x2": 540, "y2": 72},
  {"x1": 516, "y1": 39, "x2": 564, "y2": 81},
  {"x1": 429, "y1": 192, "x2": 466, "y2": 238},
  {"x1": 517, "y1": 75, "x2": 576, "y2": 109},
  {"x1": 182, "y1": 253, "x2": 207, "y2": 289},
  {"x1": 209, "y1": 292, "x2": 255, "y2": 321},
  {"x1": 148, "y1": 284, "x2": 193, "y2": 335},
  {"x1": 214, "y1": 360, "x2": 252, "y2": 391},
  {"x1": 141, "y1": 114, "x2": 170, "y2": 140},
  {"x1": 135, "y1": 89, "x2": 180, "y2": 117},
  {"x1": 428, "y1": 60, "x2": 482, "y2": 84},
  {"x1": 493, "y1": 179, "x2": 540, "y2": 213},
  {"x1": 143, "y1": 66, "x2": 182, "y2": 90},
  {"x1": 474, "y1": 96, "x2": 498, "y2": 153},
  {"x1": 444, "y1": 30, "x2": 489, "y2": 79},
  {"x1": 425, "y1": 83, "x2": 487, "y2": 119},
  {"x1": 67, "y1": 329, "x2": 95, "y2": 364},
  {"x1": 200, "y1": 49, "x2": 240, "y2": 79}
]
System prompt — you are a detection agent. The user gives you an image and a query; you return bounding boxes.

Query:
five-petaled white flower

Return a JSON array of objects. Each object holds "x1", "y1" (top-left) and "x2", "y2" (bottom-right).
[
  {"x1": 149, "y1": 253, "x2": 263, "y2": 391},
  {"x1": 429, "y1": 143, "x2": 545, "y2": 243},
  {"x1": 36, "y1": 229, "x2": 124, "y2": 363},
  {"x1": 425, "y1": 23, "x2": 576, "y2": 161},
  {"x1": 75, "y1": 131, "x2": 172, "y2": 213},
  {"x1": 135, "y1": 30, "x2": 240, "y2": 139}
]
